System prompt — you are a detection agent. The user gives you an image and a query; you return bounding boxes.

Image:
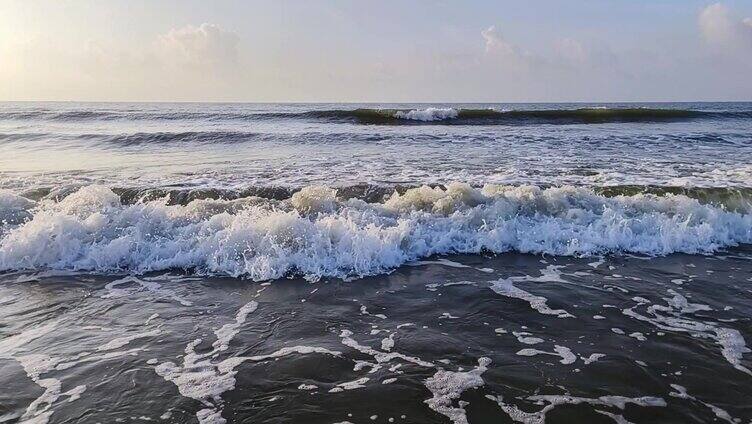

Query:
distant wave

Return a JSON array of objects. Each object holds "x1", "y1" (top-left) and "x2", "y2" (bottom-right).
[
  {"x1": 2, "y1": 107, "x2": 751, "y2": 125},
  {"x1": 0, "y1": 110, "x2": 251, "y2": 122},
  {"x1": 84, "y1": 131, "x2": 261, "y2": 146},
  {"x1": 1, "y1": 183, "x2": 750, "y2": 281},
  {"x1": 0, "y1": 131, "x2": 263, "y2": 147},
  {"x1": 0, "y1": 130, "x2": 404, "y2": 147},
  {"x1": 305, "y1": 107, "x2": 752, "y2": 125}
]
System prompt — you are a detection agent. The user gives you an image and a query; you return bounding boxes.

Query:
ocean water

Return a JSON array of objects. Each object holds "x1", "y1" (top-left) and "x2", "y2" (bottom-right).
[{"x1": 0, "y1": 102, "x2": 751, "y2": 423}]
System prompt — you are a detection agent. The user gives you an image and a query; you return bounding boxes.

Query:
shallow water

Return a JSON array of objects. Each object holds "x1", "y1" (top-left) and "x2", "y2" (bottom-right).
[
  {"x1": 1, "y1": 102, "x2": 751, "y2": 423},
  {"x1": 1, "y1": 250, "x2": 751, "y2": 423}
]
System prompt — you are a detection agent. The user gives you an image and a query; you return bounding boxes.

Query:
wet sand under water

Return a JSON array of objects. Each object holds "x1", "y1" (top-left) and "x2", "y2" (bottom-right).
[{"x1": 1, "y1": 248, "x2": 751, "y2": 424}]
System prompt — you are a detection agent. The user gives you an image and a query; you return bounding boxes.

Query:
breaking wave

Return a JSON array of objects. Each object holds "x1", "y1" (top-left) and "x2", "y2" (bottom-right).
[{"x1": 1, "y1": 183, "x2": 751, "y2": 281}]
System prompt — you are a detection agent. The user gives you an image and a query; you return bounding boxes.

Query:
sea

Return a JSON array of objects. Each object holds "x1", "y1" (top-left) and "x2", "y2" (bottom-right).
[{"x1": 0, "y1": 102, "x2": 751, "y2": 423}]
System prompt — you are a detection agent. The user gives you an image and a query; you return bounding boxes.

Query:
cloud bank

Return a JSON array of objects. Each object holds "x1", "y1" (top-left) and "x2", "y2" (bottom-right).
[{"x1": 1, "y1": 3, "x2": 751, "y2": 102}]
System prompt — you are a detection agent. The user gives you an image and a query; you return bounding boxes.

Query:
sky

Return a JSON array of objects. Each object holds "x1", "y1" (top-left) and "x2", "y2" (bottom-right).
[{"x1": 1, "y1": 0, "x2": 751, "y2": 102}]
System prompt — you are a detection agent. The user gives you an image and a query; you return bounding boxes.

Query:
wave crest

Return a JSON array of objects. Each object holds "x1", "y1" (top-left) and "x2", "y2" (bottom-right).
[{"x1": 393, "y1": 108, "x2": 459, "y2": 121}]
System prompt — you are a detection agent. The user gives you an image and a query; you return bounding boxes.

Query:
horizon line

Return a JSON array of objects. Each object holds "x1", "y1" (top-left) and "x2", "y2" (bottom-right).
[{"x1": 2, "y1": 99, "x2": 752, "y2": 104}]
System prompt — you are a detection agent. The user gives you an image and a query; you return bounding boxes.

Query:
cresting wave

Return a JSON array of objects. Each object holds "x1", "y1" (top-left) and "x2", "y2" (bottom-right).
[
  {"x1": 2, "y1": 107, "x2": 751, "y2": 125},
  {"x1": 1, "y1": 183, "x2": 751, "y2": 281}
]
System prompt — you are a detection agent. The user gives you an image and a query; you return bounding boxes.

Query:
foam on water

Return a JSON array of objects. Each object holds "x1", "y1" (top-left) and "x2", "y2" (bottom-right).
[
  {"x1": 581, "y1": 353, "x2": 606, "y2": 364},
  {"x1": 338, "y1": 329, "x2": 434, "y2": 368},
  {"x1": 96, "y1": 329, "x2": 161, "y2": 351},
  {"x1": 512, "y1": 331, "x2": 545, "y2": 345},
  {"x1": 393, "y1": 108, "x2": 459, "y2": 121},
  {"x1": 0, "y1": 183, "x2": 751, "y2": 281},
  {"x1": 213, "y1": 301, "x2": 258, "y2": 351},
  {"x1": 669, "y1": 384, "x2": 738, "y2": 423},
  {"x1": 423, "y1": 357, "x2": 491, "y2": 424},
  {"x1": 328, "y1": 377, "x2": 370, "y2": 393},
  {"x1": 2, "y1": 248, "x2": 751, "y2": 421},
  {"x1": 0, "y1": 321, "x2": 152, "y2": 424},
  {"x1": 101, "y1": 276, "x2": 192, "y2": 306},
  {"x1": 489, "y1": 393, "x2": 666, "y2": 424},
  {"x1": 489, "y1": 278, "x2": 574, "y2": 318},
  {"x1": 516, "y1": 345, "x2": 577, "y2": 365},
  {"x1": 154, "y1": 299, "x2": 342, "y2": 424},
  {"x1": 622, "y1": 295, "x2": 752, "y2": 376}
]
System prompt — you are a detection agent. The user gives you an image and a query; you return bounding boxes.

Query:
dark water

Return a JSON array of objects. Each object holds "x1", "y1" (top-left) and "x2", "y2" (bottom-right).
[
  {"x1": 0, "y1": 102, "x2": 751, "y2": 423},
  {"x1": 2, "y1": 251, "x2": 751, "y2": 423}
]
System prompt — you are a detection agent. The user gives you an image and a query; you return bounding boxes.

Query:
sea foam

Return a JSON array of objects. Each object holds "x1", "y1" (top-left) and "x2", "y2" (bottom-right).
[
  {"x1": 393, "y1": 108, "x2": 459, "y2": 121},
  {"x1": 0, "y1": 183, "x2": 750, "y2": 281}
]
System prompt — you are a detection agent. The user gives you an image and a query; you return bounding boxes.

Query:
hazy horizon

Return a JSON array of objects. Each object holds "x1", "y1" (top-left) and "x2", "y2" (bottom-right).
[
  {"x1": 2, "y1": 100, "x2": 752, "y2": 105},
  {"x1": 2, "y1": 0, "x2": 752, "y2": 103}
]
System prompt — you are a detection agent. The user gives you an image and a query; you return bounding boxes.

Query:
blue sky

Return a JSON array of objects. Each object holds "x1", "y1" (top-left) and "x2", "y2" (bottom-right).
[{"x1": 1, "y1": 0, "x2": 751, "y2": 101}]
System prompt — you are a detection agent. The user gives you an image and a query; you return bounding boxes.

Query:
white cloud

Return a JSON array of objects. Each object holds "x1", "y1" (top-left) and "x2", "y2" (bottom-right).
[
  {"x1": 480, "y1": 25, "x2": 539, "y2": 73},
  {"x1": 698, "y1": 3, "x2": 752, "y2": 48},
  {"x1": 157, "y1": 23, "x2": 239, "y2": 68},
  {"x1": 481, "y1": 26, "x2": 517, "y2": 56}
]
